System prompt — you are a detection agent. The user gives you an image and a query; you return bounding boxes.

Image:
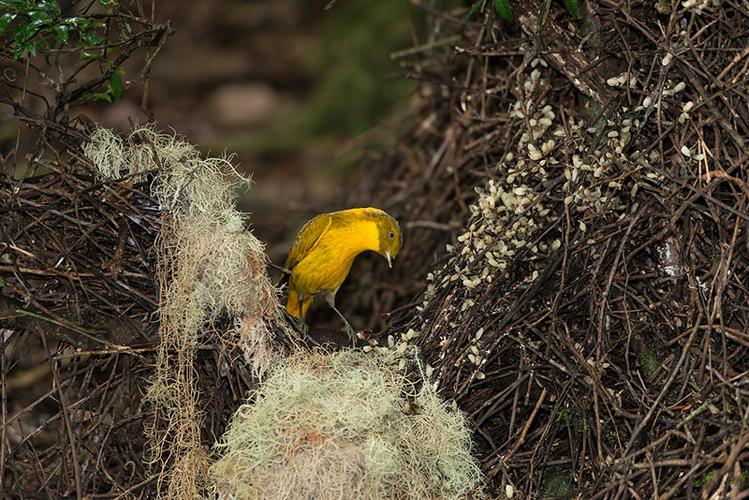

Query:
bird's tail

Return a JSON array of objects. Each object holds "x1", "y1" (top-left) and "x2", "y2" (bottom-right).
[{"x1": 286, "y1": 289, "x2": 312, "y2": 320}]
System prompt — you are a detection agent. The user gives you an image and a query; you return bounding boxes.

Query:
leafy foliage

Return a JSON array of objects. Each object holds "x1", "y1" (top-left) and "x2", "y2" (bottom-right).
[
  {"x1": 0, "y1": 0, "x2": 126, "y2": 102},
  {"x1": 0, "y1": 0, "x2": 111, "y2": 58},
  {"x1": 90, "y1": 65, "x2": 124, "y2": 103},
  {"x1": 561, "y1": 0, "x2": 579, "y2": 17},
  {"x1": 493, "y1": 0, "x2": 513, "y2": 21}
]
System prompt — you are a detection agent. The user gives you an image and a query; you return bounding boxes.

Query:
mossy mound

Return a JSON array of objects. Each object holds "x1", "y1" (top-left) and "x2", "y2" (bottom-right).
[{"x1": 210, "y1": 349, "x2": 483, "y2": 499}]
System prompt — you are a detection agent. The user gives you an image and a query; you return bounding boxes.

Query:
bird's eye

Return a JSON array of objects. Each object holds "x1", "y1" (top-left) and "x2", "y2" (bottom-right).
[{"x1": 388, "y1": 231, "x2": 395, "y2": 239}]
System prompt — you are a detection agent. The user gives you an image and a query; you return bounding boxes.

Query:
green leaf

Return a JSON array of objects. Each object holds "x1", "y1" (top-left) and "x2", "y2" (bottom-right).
[
  {"x1": 562, "y1": 0, "x2": 578, "y2": 17},
  {"x1": 13, "y1": 21, "x2": 32, "y2": 43},
  {"x1": 80, "y1": 50, "x2": 99, "y2": 63},
  {"x1": 100, "y1": 0, "x2": 116, "y2": 6},
  {"x1": 39, "y1": 0, "x2": 62, "y2": 17},
  {"x1": 53, "y1": 24, "x2": 69, "y2": 44},
  {"x1": 91, "y1": 91, "x2": 112, "y2": 103},
  {"x1": 493, "y1": 0, "x2": 513, "y2": 21},
  {"x1": 12, "y1": 22, "x2": 37, "y2": 59},
  {"x1": 109, "y1": 70, "x2": 123, "y2": 101},
  {"x1": 464, "y1": 0, "x2": 482, "y2": 21},
  {"x1": 80, "y1": 27, "x2": 104, "y2": 47},
  {"x1": 0, "y1": 276, "x2": 5, "y2": 288},
  {"x1": 0, "y1": 12, "x2": 16, "y2": 33}
]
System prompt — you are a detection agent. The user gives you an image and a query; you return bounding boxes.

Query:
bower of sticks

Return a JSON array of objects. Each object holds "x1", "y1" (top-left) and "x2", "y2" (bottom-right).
[
  {"x1": 3, "y1": 0, "x2": 749, "y2": 498},
  {"x1": 370, "y1": 0, "x2": 749, "y2": 497}
]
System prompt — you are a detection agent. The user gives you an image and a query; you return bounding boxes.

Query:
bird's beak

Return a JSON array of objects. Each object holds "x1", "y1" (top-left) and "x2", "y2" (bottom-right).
[{"x1": 386, "y1": 250, "x2": 392, "y2": 268}]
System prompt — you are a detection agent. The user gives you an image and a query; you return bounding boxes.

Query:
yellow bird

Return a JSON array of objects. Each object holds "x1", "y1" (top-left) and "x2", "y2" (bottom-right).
[{"x1": 284, "y1": 207, "x2": 402, "y2": 341}]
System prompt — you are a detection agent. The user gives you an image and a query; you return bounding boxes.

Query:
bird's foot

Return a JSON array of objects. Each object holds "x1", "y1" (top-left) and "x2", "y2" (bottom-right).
[
  {"x1": 295, "y1": 316, "x2": 309, "y2": 336},
  {"x1": 341, "y1": 322, "x2": 357, "y2": 347},
  {"x1": 329, "y1": 304, "x2": 357, "y2": 347}
]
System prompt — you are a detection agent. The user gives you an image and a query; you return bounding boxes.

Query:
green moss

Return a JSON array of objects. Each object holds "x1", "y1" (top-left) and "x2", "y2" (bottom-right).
[
  {"x1": 582, "y1": 99, "x2": 606, "y2": 136},
  {"x1": 654, "y1": 0, "x2": 671, "y2": 14},
  {"x1": 693, "y1": 470, "x2": 715, "y2": 489},
  {"x1": 542, "y1": 470, "x2": 573, "y2": 498},
  {"x1": 555, "y1": 408, "x2": 570, "y2": 422},
  {"x1": 639, "y1": 351, "x2": 660, "y2": 380},
  {"x1": 694, "y1": 469, "x2": 748, "y2": 490},
  {"x1": 0, "y1": 118, "x2": 19, "y2": 143}
]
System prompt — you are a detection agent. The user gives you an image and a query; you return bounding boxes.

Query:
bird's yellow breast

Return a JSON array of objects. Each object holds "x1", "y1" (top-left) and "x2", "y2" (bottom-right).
[{"x1": 289, "y1": 219, "x2": 380, "y2": 296}]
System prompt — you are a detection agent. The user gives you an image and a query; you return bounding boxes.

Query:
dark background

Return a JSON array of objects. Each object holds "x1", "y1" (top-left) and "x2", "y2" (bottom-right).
[
  {"x1": 84, "y1": 0, "x2": 416, "y2": 262},
  {"x1": 1, "y1": 0, "x2": 420, "y2": 330}
]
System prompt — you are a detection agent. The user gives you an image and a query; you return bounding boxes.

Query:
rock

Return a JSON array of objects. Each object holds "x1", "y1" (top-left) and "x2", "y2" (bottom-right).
[
  {"x1": 100, "y1": 99, "x2": 149, "y2": 130},
  {"x1": 208, "y1": 83, "x2": 281, "y2": 127}
]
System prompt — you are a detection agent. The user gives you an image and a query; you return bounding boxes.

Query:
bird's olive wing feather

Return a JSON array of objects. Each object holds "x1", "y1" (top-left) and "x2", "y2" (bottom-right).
[{"x1": 284, "y1": 214, "x2": 333, "y2": 270}]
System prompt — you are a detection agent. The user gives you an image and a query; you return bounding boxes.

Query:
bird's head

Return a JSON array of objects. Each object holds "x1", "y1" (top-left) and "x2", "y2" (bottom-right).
[{"x1": 374, "y1": 211, "x2": 403, "y2": 268}]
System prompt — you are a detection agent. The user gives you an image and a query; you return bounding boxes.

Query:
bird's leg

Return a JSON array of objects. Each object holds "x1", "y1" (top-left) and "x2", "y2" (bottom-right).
[
  {"x1": 296, "y1": 315, "x2": 309, "y2": 336},
  {"x1": 331, "y1": 304, "x2": 357, "y2": 346},
  {"x1": 325, "y1": 291, "x2": 357, "y2": 346},
  {"x1": 334, "y1": 310, "x2": 357, "y2": 346},
  {"x1": 294, "y1": 292, "x2": 310, "y2": 339}
]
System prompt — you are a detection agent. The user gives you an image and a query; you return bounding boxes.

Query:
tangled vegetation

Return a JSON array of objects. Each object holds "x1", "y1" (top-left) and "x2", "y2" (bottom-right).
[{"x1": 83, "y1": 126, "x2": 284, "y2": 496}]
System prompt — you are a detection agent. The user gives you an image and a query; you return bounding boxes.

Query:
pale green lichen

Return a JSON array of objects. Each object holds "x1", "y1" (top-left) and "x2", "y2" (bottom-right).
[
  {"x1": 210, "y1": 349, "x2": 484, "y2": 500},
  {"x1": 83, "y1": 126, "x2": 284, "y2": 497}
]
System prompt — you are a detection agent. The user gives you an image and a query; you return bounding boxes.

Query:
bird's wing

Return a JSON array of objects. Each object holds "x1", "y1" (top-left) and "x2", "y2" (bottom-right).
[{"x1": 284, "y1": 213, "x2": 333, "y2": 270}]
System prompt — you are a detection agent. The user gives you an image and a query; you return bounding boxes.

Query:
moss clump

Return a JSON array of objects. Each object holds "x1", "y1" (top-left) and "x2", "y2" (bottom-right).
[
  {"x1": 638, "y1": 350, "x2": 660, "y2": 380},
  {"x1": 694, "y1": 469, "x2": 748, "y2": 491},
  {"x1": 542, "y1": 470, "x2": 573, "y2": 498},
  {"x1": 210, "y1": 348, "x2": 483, "y2": 499},
  {"x1": 693, "y1": 470, "x2": 715, "y2": 489}
]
